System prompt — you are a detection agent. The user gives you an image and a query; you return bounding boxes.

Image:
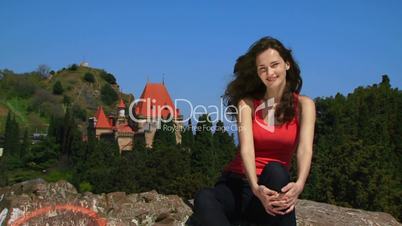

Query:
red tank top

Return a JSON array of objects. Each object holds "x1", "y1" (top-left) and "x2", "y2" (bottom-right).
[{"x1": 224, "y1": 92, "x2": 300, "y2": 175}]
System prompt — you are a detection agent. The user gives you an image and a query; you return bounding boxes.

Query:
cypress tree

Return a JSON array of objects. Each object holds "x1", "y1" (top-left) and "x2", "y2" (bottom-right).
[
  {"x1": 181, "y1": 119, "x2": 194, "y2": 149},
  {"x1": 192, "y1": 114, "x2": 216, "y2": 181},
  {"x1": 0, "y1": 149, "x2": 8, "y2": 186},
  {"x1": 4, "y1": 114, "x2": 21, "y2": 159},
  {"x1": 213, "y1": 120, "x2": 236, "y2": 169},
  {"x1": 153, "y1": 117, "x2": 177, "y2": 149},
  {"x1": 53, "y1": 81, "x2": 64, "y2": 95},
  {"x1": 61, "y1": 107, "x2": 74, "y2": 159},
  {"x1": 0, "y1": 112, "x2": 10, "y2": 185},
  {"x1": 20, "y1": 129, "x2": 30, "y2": 160},
  {"x1": 4, "y1": 112, "x2": 12, "y2": 153}
]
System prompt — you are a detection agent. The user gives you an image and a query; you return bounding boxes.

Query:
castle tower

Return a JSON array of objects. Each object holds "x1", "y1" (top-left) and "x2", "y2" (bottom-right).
[
  {"x1": 92, "y1": 102, "x2": 134, "y2": 153},
  {"x1": 134, "y1": 82, "x2": 183, "y2": 148},
  {"x1": 115, "y1": 99, "x2": 134, "y2": 152},
  {"x1": 94, "y1": 106, "x2": 113, "y2": 138},
  {"x1": 118, "y1": 99, "x2": 126, "y2": 118}
]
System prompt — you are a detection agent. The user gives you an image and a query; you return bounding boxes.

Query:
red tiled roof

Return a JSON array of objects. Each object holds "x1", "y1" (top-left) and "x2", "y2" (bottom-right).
[
  {"x1": 134, "y1": 82, "x2": 178, "y2": 119},
  {"x1": 95, "y1": 107, "x2": 101, "y2": 119},
  {"x1": 116, "y1": 124, "x2": 134, "y2": 133},
  {"x1": 118, "y1": 99, "x2": 126, "y2": 109},
  {"x1": 95, "y1": 106, "x2": 112, "y2": 129}
]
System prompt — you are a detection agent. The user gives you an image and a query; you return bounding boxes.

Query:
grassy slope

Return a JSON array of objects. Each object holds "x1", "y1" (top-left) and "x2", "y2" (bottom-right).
[
  {"x1": 0, "y1": 98, "x2": 49, "y2": 134},
  {"x1": 0, "y1": 66, "x2": 132, "y2": 135},
  {"x1": 5, "y1": 98, "x2": 29, "y2": 125}
]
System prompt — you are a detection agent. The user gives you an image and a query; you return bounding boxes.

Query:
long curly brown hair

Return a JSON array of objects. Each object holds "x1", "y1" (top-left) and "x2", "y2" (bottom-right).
[{"x1": 224, "y1": 36, "x2": 302, "y2": 124}]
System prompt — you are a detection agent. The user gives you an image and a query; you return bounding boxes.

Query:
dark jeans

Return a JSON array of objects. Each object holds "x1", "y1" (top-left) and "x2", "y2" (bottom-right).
[{"x1": 192, "y1": 162, "x2": 296, "y2": 226}]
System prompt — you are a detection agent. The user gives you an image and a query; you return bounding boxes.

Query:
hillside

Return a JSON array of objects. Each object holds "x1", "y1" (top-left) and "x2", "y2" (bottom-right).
[{"x1": 0, "y1": 65, "x2": 133, "y2": 135}]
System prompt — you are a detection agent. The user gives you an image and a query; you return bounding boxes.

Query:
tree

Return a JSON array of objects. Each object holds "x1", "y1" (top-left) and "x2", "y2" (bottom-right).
[
  {"x1": 68, "y1": 64, "x2": 78, "y2": 71},
  {"x1": 100, "y1": 71, "x2": 117, "y2": 84},
  {"x1": 213, "y1": 120, "x2": 236, "y2": 169},
  {"x1": 48, "y1": 115, "x2": 64, "y2": 144},
  {"x1": 0, "y1": 148, "x2": 8, "y2": 186},
  {"x1": 0, "y1": 113, "x2": 11, "y2": 185},
  {"x1": 83, "y1": 139, "x2": 120, "y2": 193},
  {"x1": 191, "y1": 114, "x2": 217, "y2": 181},
  {"x1": 53, "y1": 81, "x2": 64, "y2": 95},
  {"x1": 13, "y1": 77, "x2": 37, "y2": 98},
  {"x1": 84, "y1": 72, "x2": 95, "y2": 83},
  {"x1": 63, "y1": 95, "x2": 71, "y2": 106},
  {"x1": 72, "y1": 104, "x2": 87, "y2": 121},
  {"x1": 61, "y1": 107, "x2": 74, "y2": 160},
  {"x1": 4, "y1": 112, "x2": 11, "y2": 150},
  {"x1": 181, "y1": 119, "x2": 194, "y2": 149},
  {"x1": 26, "y1": 137, "x2": 59, "y2": 169},
  {"x1": 153, "y1": 119, "x2": 176, "y2": 149},
  {"x1": 29, "y1": 89, "x2": 63, "y2": 117},
  {"x1": 71, "y1": 121, "x2": 96, "y2": 188},
  {"x1": 20, "y1": 129, "x2": 30, "y2": 160},
  {"x1": 45, "y1": 106, "x2": 85, "y2": 166},
  {"x1": 101, "y1": 84, "x2": 118, "y2": 105},
  {"x1": 4, "y1": 112, "x2": 20, "y2": 161},
  {"x1": 37, "y1": 64, "x2": 51, "y2": 78}
]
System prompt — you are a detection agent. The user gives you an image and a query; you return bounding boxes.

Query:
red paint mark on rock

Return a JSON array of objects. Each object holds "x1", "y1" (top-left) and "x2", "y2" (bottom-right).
[{"x1": 9, "y1": 204, "x2": 107, "y2": 226}]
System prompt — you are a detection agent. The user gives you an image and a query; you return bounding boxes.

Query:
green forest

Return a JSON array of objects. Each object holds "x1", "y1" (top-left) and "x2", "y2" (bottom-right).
[{"x1": 0, "y1": 69, "x2": 400, "y2": 221}]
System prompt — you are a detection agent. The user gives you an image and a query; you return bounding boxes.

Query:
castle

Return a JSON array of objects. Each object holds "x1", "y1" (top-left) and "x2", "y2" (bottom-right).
[{"x1": 89, "y1": 82, "x2": 183, "y2": 152}]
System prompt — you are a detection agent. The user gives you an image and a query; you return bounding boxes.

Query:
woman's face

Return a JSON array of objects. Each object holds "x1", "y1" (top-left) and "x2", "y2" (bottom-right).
[{"x1": 256, "y1": 48, "x2": 290, "y2": 90}]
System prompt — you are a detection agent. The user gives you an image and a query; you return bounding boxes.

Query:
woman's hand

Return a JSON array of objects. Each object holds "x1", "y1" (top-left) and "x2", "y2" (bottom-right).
[
  {"x1": 253, "y1": 185, "x2": 285, "y2": 216},
  {"x1": 271, "y1": 182, "x2": 304, "y2": 214}
]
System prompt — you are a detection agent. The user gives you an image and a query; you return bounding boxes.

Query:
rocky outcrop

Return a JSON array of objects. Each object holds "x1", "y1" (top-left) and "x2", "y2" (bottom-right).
[
  {"x1": 295, "y1": 199, "x2": 400, "y2": 226},
  {"x1": 0, "y1": 179, "x2": 191, "y2": 226},
  {"x1": 0, "y1": 179, "x2": 400, "y2": 226}
]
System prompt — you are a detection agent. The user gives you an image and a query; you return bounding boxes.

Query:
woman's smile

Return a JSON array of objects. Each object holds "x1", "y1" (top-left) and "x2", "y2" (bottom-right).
[{"x1": 267, "y1": 76, "x2": 278, "y2": 82}]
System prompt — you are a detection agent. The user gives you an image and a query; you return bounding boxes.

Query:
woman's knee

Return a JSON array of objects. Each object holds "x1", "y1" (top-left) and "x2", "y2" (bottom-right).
[
  {"x1": 193, "y1": 188, "x2": 216, "y2": 211},
  {"x1": 259, "y1": 162, "x2": 290, "y2": 192}
]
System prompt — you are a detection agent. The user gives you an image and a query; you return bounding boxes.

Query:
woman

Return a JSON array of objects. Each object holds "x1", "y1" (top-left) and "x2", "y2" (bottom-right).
[{"x1": 192, "y1": 36, "x2": 316, "y2": 226}]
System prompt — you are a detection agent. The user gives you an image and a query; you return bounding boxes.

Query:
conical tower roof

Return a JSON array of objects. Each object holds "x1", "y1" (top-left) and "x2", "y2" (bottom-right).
[
  {"x1": 118, "y1": 99, "x2": 126, "y2": 109},
  {"x1": 134, "y1": 82, "x2": 178, "y2": 119},
  {"x1": 95, "y1": 106, "x2": 112, "y2": 129}
]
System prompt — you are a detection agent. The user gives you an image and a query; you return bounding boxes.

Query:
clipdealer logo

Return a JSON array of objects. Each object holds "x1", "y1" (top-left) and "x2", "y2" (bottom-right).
[
  {"x1": 254, "y1": 97, "x2": 276, "y2": 133},
  {"x1": 127, "y1": 97, "x2": 276, "y2": 132}
]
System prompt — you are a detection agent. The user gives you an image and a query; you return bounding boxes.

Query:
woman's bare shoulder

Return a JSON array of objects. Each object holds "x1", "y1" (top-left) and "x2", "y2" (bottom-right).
[
  {"x1": 297, "y1": 95, "x2": 316, "y2": 116},
  {"x1": 238, "y1": 97, "x2": 254, "y2": 108},
  {"x1": 298, "y1": 95, "x2": 314, "y2": 105}
]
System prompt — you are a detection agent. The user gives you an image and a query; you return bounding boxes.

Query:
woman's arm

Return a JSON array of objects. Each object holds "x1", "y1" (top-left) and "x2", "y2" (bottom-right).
[
  {"x1": 274, "y1": 95, "x2": 316, "y2": 213},
  {"x1": 295, "y1": 95, "x2": 316, "y2": 188},
  {"x1": 237, "y1": 98, "x2": 259, "y2": 192},
  {"x1": 237, "y1": 98, "x2": 282, "y2": 216},
  {"x1": 237, "y1": 99, "x2": 258, "y2": 192}
]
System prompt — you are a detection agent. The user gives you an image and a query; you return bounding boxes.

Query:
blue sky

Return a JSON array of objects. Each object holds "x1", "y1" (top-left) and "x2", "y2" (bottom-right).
[{"x1": 0, "y1": 0, "x2": 401, "y2": 121}]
